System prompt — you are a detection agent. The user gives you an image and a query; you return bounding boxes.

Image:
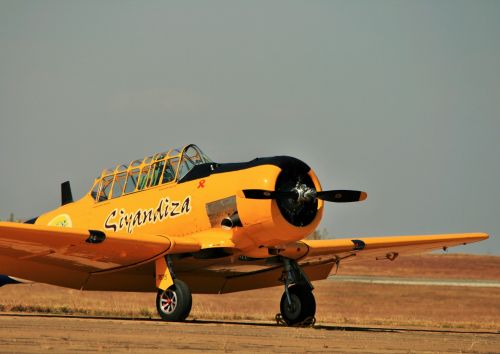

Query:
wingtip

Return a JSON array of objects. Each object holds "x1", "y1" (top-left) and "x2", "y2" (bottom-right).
[{"x1": 468, "y1": 232, "x2": 490, "y2": 241}]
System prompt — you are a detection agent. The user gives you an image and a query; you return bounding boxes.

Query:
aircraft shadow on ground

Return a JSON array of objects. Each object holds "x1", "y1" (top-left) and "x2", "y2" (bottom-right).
[{"x1": 1, "y1": 313, "x2": 497, "y2": 335}]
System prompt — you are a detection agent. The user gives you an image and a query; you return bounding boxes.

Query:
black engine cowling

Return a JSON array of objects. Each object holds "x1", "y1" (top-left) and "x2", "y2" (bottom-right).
[{"x1": 275, "y1": 166, "x2": 318, "y2": 227}]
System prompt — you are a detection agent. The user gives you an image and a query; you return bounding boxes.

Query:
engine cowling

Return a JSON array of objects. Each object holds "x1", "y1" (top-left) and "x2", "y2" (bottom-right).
[{"x1": 233, "y1": 156, "x2": 324, "y2": 248}]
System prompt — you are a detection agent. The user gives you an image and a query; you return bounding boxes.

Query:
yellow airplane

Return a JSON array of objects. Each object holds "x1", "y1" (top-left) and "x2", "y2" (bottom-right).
[{"x1": 0, "y1": 144, "x2": 488, "y2": 325}]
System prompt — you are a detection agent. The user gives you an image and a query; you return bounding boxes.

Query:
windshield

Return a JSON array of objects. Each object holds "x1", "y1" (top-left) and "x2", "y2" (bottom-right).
[{"x1": 177, "y1": 145, "x2": 212, "y2": 180}]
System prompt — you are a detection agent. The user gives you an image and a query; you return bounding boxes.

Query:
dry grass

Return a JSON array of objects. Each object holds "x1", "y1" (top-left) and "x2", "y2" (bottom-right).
[
  {"x1": 337, "y1": 253, "x2": 500, "y2": 280},
  {"x1": 189, "y1": 282, "x2": 500, "y2": 330},
  {"x1": 0, "y1": 284, "x2": 157, "y2": 319},
  {"x1": 1, "y1": 254, "x2": 499, "y2": 330},
  {"x1": 1, "y1": 282, "x2": 498, "y2": 330}
]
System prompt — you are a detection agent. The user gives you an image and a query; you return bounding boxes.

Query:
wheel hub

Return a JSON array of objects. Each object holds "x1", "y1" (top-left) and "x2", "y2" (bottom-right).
[{"x1": 160, "y1": 290, "x2": 177, "y2": 314}]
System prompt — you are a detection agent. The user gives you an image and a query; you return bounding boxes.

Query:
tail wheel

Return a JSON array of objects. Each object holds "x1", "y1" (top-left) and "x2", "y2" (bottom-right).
[
  {"x1": 279, "y1": 284, "x2": 316, "y2": 326},
  {"x1": 156, "y1": 279, "x2": 192, "y2": 322}
]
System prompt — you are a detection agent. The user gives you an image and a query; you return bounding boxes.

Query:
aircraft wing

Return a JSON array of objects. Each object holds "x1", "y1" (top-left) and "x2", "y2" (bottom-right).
[
  {"x1": 84, "y1": 232, "x2": 487, "y2": 294},
  {"x1": 0, "y1": 222, "x2": 200, "y2": 289},
  {"x1": 0, "y1": 222, "x2": 488, "y2": 293},
  {"x1": 215, "y1": 233, "x2": 488, "y2": 293},
  {"x1": 299, "y1": 232, "x2": 489, "y2": 261}
]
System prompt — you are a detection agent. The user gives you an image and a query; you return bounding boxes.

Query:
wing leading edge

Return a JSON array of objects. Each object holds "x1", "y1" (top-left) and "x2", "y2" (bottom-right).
[
  {"x1": 299, "y1": 233, "x2": 489, "y2": 261},
  {"x1": 0, "y1": 222, "x2": 200, "y2": 289}
]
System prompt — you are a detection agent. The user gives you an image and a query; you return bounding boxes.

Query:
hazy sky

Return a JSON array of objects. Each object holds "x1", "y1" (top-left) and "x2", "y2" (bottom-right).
[{"x1": 1, "y1": 1, "x2": 498, "y2": 254}]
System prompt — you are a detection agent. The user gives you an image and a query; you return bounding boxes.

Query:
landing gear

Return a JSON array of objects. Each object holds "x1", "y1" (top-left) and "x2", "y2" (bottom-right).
[
  {"x1": 279, "y1": 284, "x2": 316, "y2": 326},
  {"x1": 156, "y1": 279, "x2": 192, "y2": 322},
  {"x1": 155, "y1": 256, "x2": 192, "y2": 322},
  {"x1": 277, "y1": 258, "x2": 316, "y2": 326}
]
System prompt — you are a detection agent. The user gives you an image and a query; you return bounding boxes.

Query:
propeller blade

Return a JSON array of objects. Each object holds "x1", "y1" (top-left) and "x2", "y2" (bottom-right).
[{"x1": 316, "y1": 190, "x2": 367, "y2": 203}]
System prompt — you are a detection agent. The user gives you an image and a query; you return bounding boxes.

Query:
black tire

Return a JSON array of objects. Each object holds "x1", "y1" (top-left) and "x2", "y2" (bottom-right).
[
  {"x1": 279, "y1": 284, "x2": 316, "y2": 326},
  {"x1": 156, "y1": 279, "x2": 192, "y2": 322}
]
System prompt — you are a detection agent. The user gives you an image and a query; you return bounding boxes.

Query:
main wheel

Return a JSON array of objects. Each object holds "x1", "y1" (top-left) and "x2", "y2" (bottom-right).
[
  {"x1": 156, "y1": 279, "x2": 192, "y2": 321},
  {"x1": 279, "y1": 284, "x2": 316, "y2": 326}
]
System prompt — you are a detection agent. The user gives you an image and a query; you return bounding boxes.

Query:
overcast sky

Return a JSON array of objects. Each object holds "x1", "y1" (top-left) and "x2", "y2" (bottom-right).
[{"x1": 1, "y1": 1, "x2": 498, "y2": 254}]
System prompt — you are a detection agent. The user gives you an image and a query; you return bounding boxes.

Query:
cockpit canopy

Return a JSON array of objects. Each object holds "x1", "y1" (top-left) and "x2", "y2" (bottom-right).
[{"x1": 90, "y1": 144, "x2": 211, "y2": 202}]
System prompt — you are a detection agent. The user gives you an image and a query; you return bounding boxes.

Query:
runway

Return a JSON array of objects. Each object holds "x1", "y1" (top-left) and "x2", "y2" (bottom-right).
[
  {"x1": 329, "y1": 275, "x2": 500, "y2": 287},
  {"x1": 0, "y1": 314, "x2": 498, "y2": 353}
]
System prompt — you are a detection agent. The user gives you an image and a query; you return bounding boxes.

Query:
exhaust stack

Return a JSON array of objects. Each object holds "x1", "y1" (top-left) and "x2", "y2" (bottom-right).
[{"x1": 221, "y1": 213, "x2": 242, "y2": 230}]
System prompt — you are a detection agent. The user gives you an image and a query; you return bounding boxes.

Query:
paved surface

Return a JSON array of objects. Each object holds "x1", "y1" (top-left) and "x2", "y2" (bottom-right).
[
  {"x1": 329, "y1": 275, "x2": 500, "y2": 287},
  {"x1": 0, "y1": 314, "x2": 498, "y2": 353}
]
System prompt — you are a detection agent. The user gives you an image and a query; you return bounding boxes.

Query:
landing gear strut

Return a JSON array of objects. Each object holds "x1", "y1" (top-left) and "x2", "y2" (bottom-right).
[
  {"x1": 277, "y1": 258, "x2": 316, "y2": 326},
  {"x1": 155, "y1": 256, "x2": 192, "y2": 322}
]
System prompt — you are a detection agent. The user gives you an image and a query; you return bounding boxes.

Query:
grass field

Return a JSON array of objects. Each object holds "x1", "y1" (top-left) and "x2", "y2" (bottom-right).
[
  {"x1": 1, "y1": 254, "x2": 499, "y2": 330},
  {"x1": 336, "y1": 253, "x2": 500, "y2": 280}
]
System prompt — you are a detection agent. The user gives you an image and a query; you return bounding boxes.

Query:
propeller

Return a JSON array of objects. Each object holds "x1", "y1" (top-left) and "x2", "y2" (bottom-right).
[
  {"x1": 316, "y1": 190, "x2": 367, "y2": 203},
  {"x1": 243, "y1": 172, "x2": 366, "y2": 226},
  {"x1": 243, "y1": 186, "x2": 367, "y2": 203}
]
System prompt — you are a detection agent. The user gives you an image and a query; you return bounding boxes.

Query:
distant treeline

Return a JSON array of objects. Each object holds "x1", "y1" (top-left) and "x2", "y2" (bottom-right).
[
  {"x1": 307, "y1": 228, "x2": 328, "y2": 240},
  {"x1": 0, "y1": 213, "x2": 22, "y2": 223}
]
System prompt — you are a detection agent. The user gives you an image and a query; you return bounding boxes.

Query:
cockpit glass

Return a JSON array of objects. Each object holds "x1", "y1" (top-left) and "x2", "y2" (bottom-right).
[
  {"x1": 124, "y1": 168, "x2": 140, "y2": 194},
  {"x1": 137, "y1": 165, "x2": 151, "y2": 191},
  {"x1": 91, "y1": 144, "x2": 211, "y2": 201},
  {"x1": 167, "y1": 147, "x2": 182, "y2": 157},
  {"x1": 177, "y1": 145, "x2": 211, "y2": 180},
  {"x1": 149, "y1": 160, "x2": 165, "y2": 187},
  {"x1": 112, "y1": 172, "x2": 127, "y2": 198},
  {"x1": 162, "y1": 157, "x2": 178, "y2": 184},
  {"x1": 97, "y1": 175, "x2": 114, "y2": 201}
]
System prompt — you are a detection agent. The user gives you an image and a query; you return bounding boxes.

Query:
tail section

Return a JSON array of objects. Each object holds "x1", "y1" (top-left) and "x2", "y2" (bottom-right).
[{"x1": 61, "y1": 181, "x2": 74, "y2": 206}]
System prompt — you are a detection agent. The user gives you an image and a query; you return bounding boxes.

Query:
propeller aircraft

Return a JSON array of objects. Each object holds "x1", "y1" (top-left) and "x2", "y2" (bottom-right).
[{"x1": 0, "y1": 144, "x2": 488, "y2": 325}]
